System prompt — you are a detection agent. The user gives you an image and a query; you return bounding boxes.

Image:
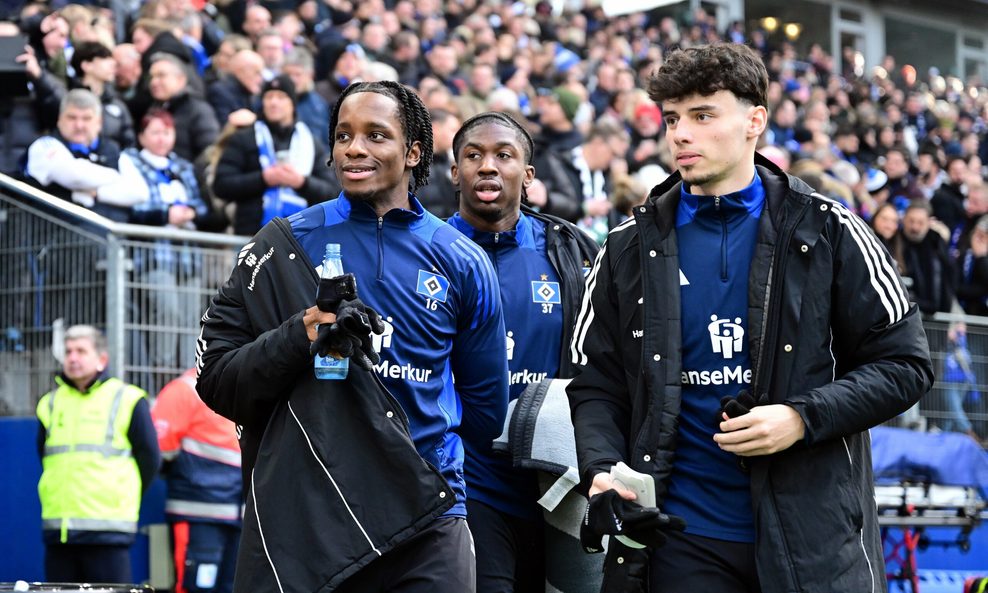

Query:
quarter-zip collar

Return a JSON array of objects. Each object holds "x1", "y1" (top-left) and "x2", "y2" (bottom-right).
[
  {"x1": 676, "y1": 173, "x2": 765, "y2": 227},
  {"x1": 333, "y1": 191, "x2": 429, "y2": 228},
  {"x1": 447, "y1": 211, "x2": 537, "y2": 250}
]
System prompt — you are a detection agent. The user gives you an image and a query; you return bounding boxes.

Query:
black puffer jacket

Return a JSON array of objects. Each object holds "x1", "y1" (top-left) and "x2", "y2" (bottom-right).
[
  {"x1": 567, "y1": 156, "x2": 933, "y2": 593},
  {"x1": 197, "y1": 218, "x2": 454, "y2": 593},
  {"x1": 153, "y1": 91, "x2": 220, "y2": 162}
]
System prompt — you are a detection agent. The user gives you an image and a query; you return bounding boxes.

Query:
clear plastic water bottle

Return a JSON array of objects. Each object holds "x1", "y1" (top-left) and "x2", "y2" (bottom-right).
[{"x1": 314, "y1": 243, "x2": 348, "y2": 380}]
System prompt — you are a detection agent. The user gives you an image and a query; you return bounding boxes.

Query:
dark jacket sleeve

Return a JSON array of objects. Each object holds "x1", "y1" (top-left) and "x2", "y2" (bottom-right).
[
  {"x1": 127, "y1": 397, "x2": 161, "y2": 493},
  {"x1": 207, "y1": 80, "x2": 240, "y2": 126},
  {"x1": 785, "y1": 212, "x2": 934, "y2": 445},
  {"x1": 130, "y1": 205, "x2": 169, "y2": 226},
  {"x1": 534, "y1": 149, "x2": 583, "y2": 223},
  {"x1": 195, "y1": 229, "x2": 314, "y2": 425},
  {"x1": 566, "y1": 239, "x2": 634, "y2": 487},
  {"x1": 32, "y1": 71, "x2": 67, "y2": 130},
  {"x1": 955, "y1": 255, "x2": 988, "y2": 309},
  {"x1": 212, "y1": 129, "x2": 268, "y2": 204},
  {"x1": 116, "y1": 101, "x2": 137, "y2": 150},
  {"x1": 190, "y1": 99, "x2": 221, "y2": 161}
]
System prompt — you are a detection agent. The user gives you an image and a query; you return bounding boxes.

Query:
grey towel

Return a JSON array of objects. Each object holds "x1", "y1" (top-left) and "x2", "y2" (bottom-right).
[{"x1": 493, "y1": 378, "x2": 604, "y2": 593}]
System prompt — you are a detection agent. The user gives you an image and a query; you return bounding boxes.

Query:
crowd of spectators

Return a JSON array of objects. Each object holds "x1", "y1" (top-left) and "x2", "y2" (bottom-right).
[{"x1": 2, "y1": 0, "x2": 988, "y2": 439}]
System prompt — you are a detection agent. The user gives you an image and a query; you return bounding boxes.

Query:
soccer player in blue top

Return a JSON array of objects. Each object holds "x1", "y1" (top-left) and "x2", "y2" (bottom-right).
[
  {"x1": 447, "y1": 112, "x2": 598, "y2": 593},
  {"x1": 198, "y1": 81, "x2": 508, "y2": 593}
]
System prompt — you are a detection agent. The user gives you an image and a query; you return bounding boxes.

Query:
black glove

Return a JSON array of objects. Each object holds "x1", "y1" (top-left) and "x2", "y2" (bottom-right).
[
  {"x1": 310, "y1": 297, "x2": 386, "y2": 372},
  {"x1": 316, "y1": 273, "x2": 358, "y2": 313},
  {"x1": 718, "y1": 389, "x2": 763, "y2": 472},
  {"x1": 580, "y1": 489, "x2": 686, "y2": 553},
  {"x1": 718, "y1": 389, "x2": 758, "y2": 421}
]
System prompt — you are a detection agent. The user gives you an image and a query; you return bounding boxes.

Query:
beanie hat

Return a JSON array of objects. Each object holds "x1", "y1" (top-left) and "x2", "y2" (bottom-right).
[
  {"x1": 499, "y1": 65, "x2": 518, "y2": 86},
  {"x1": 552, "y1": 86, "x2": 580, "y2": 123},
  {"x1": 262, "y1": 74, "x2": 297, "y2": 105},
  {"x1": 634, "y1": 102, "x2": 663, "y2": 127}
]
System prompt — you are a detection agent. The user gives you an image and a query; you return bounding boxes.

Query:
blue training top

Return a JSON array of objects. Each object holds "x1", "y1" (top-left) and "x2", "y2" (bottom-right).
[
  {"x1": 289, "y1": 193, "x2": 509, "y2": 517},
  {"x1": 662, "y1": 173, "x2": 765, "y2": 543},
  {"x1": 448, "y1": 211, "x2": 563, "y2": 519}
]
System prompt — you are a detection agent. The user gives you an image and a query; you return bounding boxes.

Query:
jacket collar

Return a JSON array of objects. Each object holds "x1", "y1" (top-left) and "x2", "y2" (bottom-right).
[
  {"x1": 677, "y1": 173, "x2": 765, "y2": 226},
  {"x1": 643, "y1": 153, "x2": 815, "y2": 238},
  {"x1": 446, "y1": 211, "x2": 535, "y2": 249},
  {"x1": 334, "y1": 191, "x2": 428, "y2": 227},
  {"x1": 55, "y1": 369, "x2": 111, "y2": 393}
]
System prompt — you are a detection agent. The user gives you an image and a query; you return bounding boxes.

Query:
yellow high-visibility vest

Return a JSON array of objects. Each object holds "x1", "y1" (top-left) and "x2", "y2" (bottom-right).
[{"x1": 37, "y1": 376, "x2": 147, "y2": 543}]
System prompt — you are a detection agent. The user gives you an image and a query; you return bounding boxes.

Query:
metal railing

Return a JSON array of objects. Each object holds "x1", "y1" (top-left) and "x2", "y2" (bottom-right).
[
  {"x1": 911, "y1": 313, "x2": 988, "y2": 440},
  {"x1": 1, "y1": 173, "x2": 987, "y2": 443},
  {"x1": 0, "y1": 174, "x2": 248, "y2": 411}
]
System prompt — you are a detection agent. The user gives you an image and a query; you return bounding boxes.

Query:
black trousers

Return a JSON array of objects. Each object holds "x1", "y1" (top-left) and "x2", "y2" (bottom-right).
[
  {"x1": 45, "y1": 543, "x2": 132, "y2": 583},
  {"x1": 466, "y1": 499, "x2": 544, "y2": 593},
  {"x1": 649, "y1": 530, "x2": 760, "y2": 593},
  {"x1": 335, "y1": 517, "x2": 475, "y2": 593}
]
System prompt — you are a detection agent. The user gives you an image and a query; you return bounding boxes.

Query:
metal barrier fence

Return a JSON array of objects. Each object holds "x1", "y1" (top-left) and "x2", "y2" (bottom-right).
[
  {"x1": 0, "y1": 174, "x2": 248, "y2": 411},
  {"x1": 1, "y1": 174, "x2": 987, "y2": 443},
  {"x1": 914, "y1": 314, "x2": 988, "y2": 440}
]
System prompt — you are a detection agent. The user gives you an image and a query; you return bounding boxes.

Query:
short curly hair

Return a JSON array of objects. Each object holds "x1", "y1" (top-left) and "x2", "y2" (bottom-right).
[{"x1": 647, "y1": 43, "x2": 768, "y2": 108}]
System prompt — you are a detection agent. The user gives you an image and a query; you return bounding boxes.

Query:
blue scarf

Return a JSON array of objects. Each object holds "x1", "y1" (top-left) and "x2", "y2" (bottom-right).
[{"x1": 254, "y1": 121, "x2": 314, "y2": 225}]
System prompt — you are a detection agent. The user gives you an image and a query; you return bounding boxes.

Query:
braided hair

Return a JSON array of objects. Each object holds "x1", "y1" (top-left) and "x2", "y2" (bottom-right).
[
  {"x1": 452, "y1": 111, "x2": 535, "y2": 165},
  {"x1": 327, "y1": 81, "x2": 434, "y2": 192}
]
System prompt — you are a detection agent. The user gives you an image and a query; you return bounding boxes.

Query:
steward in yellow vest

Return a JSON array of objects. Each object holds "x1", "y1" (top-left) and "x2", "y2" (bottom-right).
[{"x1": 36, "y1": 325, "x2": 161, "y2": 583}]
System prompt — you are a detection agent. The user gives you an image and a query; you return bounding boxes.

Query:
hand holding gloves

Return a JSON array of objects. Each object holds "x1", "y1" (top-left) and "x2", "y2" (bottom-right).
[
  {"x1": 580, "y1": 489, "x2": 686, "y2": 553},
  {"x1": 309, "y1": 273, "x2": 385, "y2": 371},
  {"x1": 719, "y1": 389, "x2": 758, "y2": 421}
]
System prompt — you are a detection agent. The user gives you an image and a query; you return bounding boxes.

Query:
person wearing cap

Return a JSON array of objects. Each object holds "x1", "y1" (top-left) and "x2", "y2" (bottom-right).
[
  {"x1": 628, "y1": 100, "x2": 664, "y2": 174},
  {"x1": 531, "y1": 86, "x2": 585, "y2": 222},
  {"x1": 212, "y1": 74, "x2": 338, "y2": 236}
]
